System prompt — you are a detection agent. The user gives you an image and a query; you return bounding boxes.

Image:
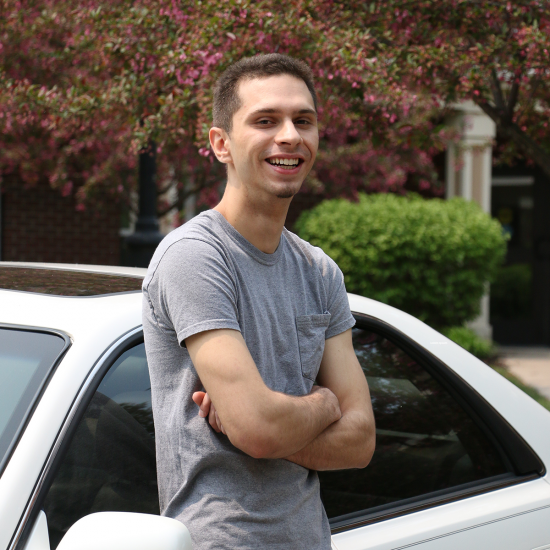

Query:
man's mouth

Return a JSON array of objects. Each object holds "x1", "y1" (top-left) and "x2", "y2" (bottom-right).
[{"x1": 266, "y1": 157, "x2": 303, "y2": 170}]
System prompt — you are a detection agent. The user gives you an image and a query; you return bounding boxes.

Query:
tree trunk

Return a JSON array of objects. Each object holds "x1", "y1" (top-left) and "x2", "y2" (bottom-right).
[{"x1": 477, "y1": 101, "x2": 550, "y2": 180}]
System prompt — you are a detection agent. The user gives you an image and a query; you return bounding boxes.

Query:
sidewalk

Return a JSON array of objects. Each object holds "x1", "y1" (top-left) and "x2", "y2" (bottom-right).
[{"x1": 498, "y1": 347, "x2": 550, "y2": 401}]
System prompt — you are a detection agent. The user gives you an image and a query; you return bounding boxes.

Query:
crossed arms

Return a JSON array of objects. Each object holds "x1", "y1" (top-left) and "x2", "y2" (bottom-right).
[{"x1": 186, "y1": 328, "x2": 375, "y2": 471}]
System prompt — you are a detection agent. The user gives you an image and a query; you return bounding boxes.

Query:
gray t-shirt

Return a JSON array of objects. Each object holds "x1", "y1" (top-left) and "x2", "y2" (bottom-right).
[{"x1": 142, "y1": 209, "x2": 355, "y2": 550}]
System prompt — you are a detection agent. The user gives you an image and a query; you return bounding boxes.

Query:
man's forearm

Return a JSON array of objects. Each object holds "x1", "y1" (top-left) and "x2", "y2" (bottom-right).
[
  {"x1": 228, "y1": 386, "x2": 342, "y2": 460},
  {"x1": 285, "y1": 408, "x2": 375, "y2": 471},
  {"x1": 187, "y1": 329, "x2": 343, "y2": 460}
]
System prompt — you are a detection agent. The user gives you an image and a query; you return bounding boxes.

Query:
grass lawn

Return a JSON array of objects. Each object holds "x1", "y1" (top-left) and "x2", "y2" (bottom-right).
[{"x1": 492, "y1": 366, "x2": 550, "y2": 412}]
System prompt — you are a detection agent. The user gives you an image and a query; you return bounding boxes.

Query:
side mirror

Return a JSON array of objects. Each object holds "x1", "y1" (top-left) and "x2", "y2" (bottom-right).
[{"x1": 56, "y1": 512, "x2": 192, "y2": 550}]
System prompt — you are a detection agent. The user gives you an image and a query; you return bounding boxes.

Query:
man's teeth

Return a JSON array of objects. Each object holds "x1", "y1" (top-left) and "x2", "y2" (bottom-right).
[{"x1": 267, "y1": 158, "x2": 300, "y2": 166}]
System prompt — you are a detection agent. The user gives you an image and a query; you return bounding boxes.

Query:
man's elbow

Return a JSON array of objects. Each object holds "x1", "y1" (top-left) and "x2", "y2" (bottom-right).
[
  {"x1": 352, "y1": 418, "x2": 376, "y2": 469},
  {"x1": 226, "y1": 422, "x2": 284, "y2": 459},
  {"x1": 356, "y1": 435, "x2": 376, "y2": 469}
]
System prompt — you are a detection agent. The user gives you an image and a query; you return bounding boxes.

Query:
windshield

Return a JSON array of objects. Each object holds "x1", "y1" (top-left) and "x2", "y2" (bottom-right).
[{"x1": 0, "y1": 328, "x2": 68, "y2": 474}]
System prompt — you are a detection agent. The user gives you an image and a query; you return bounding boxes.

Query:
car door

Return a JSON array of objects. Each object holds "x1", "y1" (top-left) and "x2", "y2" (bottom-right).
[
  {"x1": 14, "y1": 334, "x2": 158, "y2": 550},
  {"x1": 328, "y1": 315, "x2": 550, "y2": 550}
]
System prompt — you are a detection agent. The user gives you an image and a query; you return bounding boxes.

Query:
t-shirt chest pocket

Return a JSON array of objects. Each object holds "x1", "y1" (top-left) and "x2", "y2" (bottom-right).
[{"x1": 295, "y1": 313, "x2": 331, "y2": 382}]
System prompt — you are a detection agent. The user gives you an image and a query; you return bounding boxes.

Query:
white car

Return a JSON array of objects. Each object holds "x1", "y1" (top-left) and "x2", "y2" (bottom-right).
[{"x1": 1, "y1": 262, "x2": 550, "y2": 550}]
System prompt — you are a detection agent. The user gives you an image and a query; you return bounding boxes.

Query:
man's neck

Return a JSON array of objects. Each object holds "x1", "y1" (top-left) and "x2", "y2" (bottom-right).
[{"x1": 214, "y1": 186, "x2": 291, "y2": 255}]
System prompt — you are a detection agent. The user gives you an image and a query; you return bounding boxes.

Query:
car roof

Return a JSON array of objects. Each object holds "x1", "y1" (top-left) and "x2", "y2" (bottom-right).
[
  {"x1": 0, "y1": 261, "x2": 147, "y2": 279},
  {"x1": 0, "y1": 262, "x2": 146, "y2": 339},
  {"x1": 0, "y1": 262, "x2": 147, "y2": 297}
]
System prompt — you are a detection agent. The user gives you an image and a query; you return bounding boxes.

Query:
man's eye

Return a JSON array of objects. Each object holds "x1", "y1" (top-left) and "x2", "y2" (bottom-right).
[
  {"x1": 257, "y1": 119, "x2": 272, "y2": 125},
  {"x1": 296, "y1": 119, "x2": 311, "y2": 125}
]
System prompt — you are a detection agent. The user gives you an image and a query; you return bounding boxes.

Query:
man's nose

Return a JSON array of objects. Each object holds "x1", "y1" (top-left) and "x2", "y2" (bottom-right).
[{"x1": 275, "y1": 119, "x2": 302, "y2": 146}]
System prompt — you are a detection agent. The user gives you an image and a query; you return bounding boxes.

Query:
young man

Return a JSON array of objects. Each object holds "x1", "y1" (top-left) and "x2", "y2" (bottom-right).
[{"x1": 142, "y1": 54, "x2": 375, "y2": 550}]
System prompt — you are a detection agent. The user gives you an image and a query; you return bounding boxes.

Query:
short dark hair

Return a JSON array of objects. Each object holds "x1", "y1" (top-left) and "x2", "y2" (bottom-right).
[{"x1": 212, "y1": 53, "x2": 317, "y2": 133}]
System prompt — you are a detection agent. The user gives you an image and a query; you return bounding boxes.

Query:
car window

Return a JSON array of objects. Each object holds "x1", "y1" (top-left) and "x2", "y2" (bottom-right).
[
  {"x1": 319, "y1": 327, "x2": 509, "y2": 521},
  {"x1": 0, "y1": 328, "x2": 67, "y2": 475},
  {"x1": 42, "y1": 343, "x2": 158, "y2": 549},
  {"x1": 39, "y1": 325, "x2": 513, "y2": 544}
]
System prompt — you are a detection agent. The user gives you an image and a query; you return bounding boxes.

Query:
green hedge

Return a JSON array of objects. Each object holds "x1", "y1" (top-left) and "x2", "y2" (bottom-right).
[
  {"x1": 295, "y1": 193, "x2": 507, "y2": 329},
  {"x1": 441, "y1": 326, "x2": 495, "y2": 360}
]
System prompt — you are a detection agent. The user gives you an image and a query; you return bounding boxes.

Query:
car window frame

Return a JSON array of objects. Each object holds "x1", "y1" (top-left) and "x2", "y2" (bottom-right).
[
  {"x1": 328, "y1": 313, "x2": 545, "y2": 534},
  {"x1": 10, "y1": 327, "x2": 143, "y2": 550},
  {"x1": 0, "y1": 323, "x2": 71, "y2": 479}
]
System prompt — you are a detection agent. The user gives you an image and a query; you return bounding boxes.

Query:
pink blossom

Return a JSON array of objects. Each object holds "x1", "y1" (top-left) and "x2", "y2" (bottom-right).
[{"x1": 61, "y1": 181, "x2": 73, "y2": 196}]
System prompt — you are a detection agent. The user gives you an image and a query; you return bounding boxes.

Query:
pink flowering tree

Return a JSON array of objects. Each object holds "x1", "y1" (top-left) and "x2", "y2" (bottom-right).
[
  {"x1": 0, "y1": 0, "x2": 452, "y2": 218},
  {"x1": 5, "y1": 0, "x2": 547, "y2": 220},
  {"x1": 352, "y1": 0, "x2": 550, "y2": 176}
]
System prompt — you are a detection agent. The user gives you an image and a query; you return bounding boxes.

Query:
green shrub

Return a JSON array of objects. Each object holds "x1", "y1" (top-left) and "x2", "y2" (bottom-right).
[
  {"x1": 295, "y1": 193, "x2": 507, "y2": 329},
  {"x1": 490, "y1": 263, "x2": 532, "y2": 319},
  {"x1": 441, "y1": 326, "x2": 495, "y2": 360}
]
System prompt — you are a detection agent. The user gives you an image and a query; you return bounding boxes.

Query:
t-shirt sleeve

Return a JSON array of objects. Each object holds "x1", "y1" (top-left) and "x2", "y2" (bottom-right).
[
  {"x1": 322, "y1": 255, "x2": 356, "y2": 340},
  {"x1": 145, "y1": 238, "x2": 240, "y2": 346}
]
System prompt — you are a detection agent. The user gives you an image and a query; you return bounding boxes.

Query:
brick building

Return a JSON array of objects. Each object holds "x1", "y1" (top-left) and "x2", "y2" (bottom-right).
[{"x1": 0, "y1": 179, "x2": 121, "y2": 266}]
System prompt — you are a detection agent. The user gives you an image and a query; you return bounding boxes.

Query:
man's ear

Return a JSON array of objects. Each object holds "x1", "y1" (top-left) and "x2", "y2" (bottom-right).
[{"x1": 209, "y1": 127, "x2": 232, "y2": 164}]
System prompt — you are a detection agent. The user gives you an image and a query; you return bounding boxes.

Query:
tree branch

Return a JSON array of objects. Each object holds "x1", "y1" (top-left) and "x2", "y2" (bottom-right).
[
  {"x1": 490, "y1": 67, "x2": 506, "y2": 111},
  {"x1": 157, "y1": 201, "x2": 179, "y2": 218},
  {"x1": 505, "y1": 79, "x2": 520, "y2": 124},
  {"x1": 477, "y1": 100, "x2": 550, "y2": 179},
  {"x1": 515, "y1": 78, "x2": 541, "y2": 121},
  {"x1": 157, "y1": 181, "x2": 174, "y2": 195},
  {"x1": 476, "y1": 100, "x2": 500, "y2": 122},
  {"x1": 156, "y1": 183, "x2": 203, "y2": 218}
]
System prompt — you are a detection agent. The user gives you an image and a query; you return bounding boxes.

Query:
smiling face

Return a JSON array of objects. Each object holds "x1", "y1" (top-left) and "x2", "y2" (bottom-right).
[{"x1": 210, "y1": 74, "x2": 319, "y2": 201}]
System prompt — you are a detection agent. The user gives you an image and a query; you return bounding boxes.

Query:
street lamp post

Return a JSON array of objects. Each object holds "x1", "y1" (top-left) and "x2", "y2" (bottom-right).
[{"x1": 124, "y1": 143, "x2": 164, "y2": 268}]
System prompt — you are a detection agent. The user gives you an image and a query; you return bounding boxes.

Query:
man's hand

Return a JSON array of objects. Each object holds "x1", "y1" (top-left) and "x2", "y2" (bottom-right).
[
  {"x1": 193, "y1": 385, "x2": 332, "y2": 436},
  {"x1": 192, "y1": 391, "x2": 226, "y2": 434}
]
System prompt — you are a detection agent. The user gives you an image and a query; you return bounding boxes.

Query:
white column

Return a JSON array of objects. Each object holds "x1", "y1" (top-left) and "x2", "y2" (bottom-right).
[
  {"x1": 460, "y1": 148, "x2": 473, "y2": 201},
  {"x1": 446, "y1": 102, "x2": 496, "y2": 341},
  {"x1": 445, "y1": 143, "x2": 456, "y2": 200}
]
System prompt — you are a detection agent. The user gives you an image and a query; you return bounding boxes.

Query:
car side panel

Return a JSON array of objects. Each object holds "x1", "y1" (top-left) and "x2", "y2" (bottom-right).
[
  {"x1": 332, "y1": 479, "x2": 550, "y2": 550},
  {"x1": 398, "y1": 506, "x2": 550, "y2": 550}
]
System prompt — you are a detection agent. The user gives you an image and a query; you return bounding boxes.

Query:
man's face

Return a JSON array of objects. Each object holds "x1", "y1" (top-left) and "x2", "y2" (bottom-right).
[{"x1": 220, "y1": 74, "x2": 319, "y2": 200}]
